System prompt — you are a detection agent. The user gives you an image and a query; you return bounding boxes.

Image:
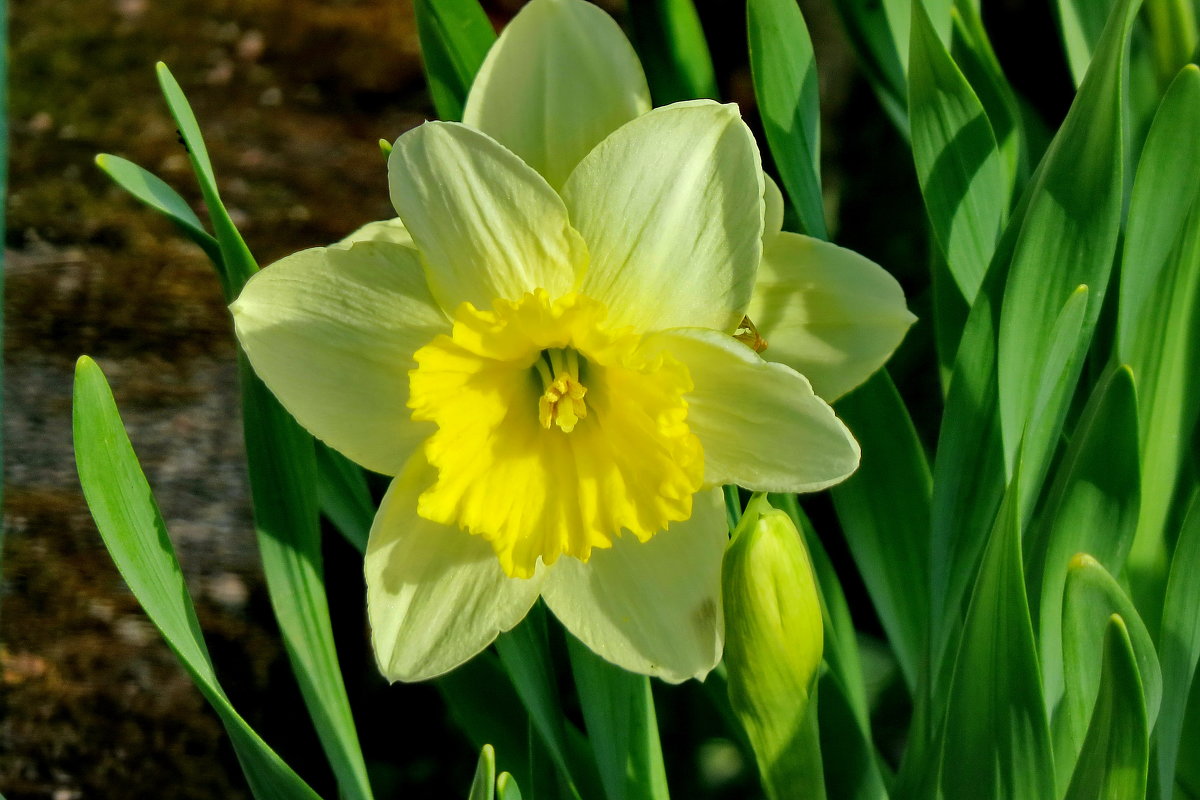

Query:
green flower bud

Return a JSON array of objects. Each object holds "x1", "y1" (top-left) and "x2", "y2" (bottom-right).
[{"x1": 722, "y1": 495, "x2": 825, "y2": 800}]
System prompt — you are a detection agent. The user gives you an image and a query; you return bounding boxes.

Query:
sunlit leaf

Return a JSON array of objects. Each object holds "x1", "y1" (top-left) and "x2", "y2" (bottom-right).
[
  {"x1": 1059, "y1": 555, "x2": 1161, "y2": 778},
  {"x1": 1062, "y1": 615, "x2": 1149, "y2": 800},
  {"x1": 938, "y1": 475, "x2": 1054, "y2": 800},
  {"x1": 413, "y1": 0, "x2": 496, "y2": 122},
  {"x1": 72, "y1": 356, "x2": 320, "y2": 800},
  {"x1": 1117, "y1": 65, "x2": 1200, "y2": 617},
  {"x1": 747, "y1": 0, "x2": 826, "y2": 239}
]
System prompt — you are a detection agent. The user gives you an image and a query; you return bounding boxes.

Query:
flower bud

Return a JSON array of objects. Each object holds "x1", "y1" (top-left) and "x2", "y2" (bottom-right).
[{"x1": 722, "y1": 496, "x2": 825, "y2": 799}]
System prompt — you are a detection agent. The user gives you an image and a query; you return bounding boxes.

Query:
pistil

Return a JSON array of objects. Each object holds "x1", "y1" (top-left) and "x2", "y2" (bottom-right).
[{"x1": 536, "y1": 348, "x2": 588, "y2": 432}]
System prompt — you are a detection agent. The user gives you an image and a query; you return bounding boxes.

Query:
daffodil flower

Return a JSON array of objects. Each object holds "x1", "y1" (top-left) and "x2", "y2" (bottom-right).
[{"x1": 231, "y1": 0, "x2": 913, "y2": 685}]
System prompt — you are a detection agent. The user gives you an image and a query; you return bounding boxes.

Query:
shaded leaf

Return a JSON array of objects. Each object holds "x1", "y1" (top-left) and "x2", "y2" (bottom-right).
[
  {"x1": 413, "y1": 0, "x2": 496, "y2": 122},
  {"x1": 627, "y1": 0, "x2": 718, "y2": 104}
]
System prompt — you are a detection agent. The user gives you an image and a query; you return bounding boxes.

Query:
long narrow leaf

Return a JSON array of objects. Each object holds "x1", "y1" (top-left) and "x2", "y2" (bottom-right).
[
  {"x1": 72, "y1": 356, "x2": 321, "y2": 800},
  {"x1": 1059, "y1": 555, "x2": 1161, "y2": 779},
  {"x1": 1117, "y1": 65, "x2": 1200, "y2": 617},
  {"x1": 1062, "y1": 615, "x2": 1150, "y2": 800},
  {"x1": 156, "y1": 64, "x2": 373, "y2": 800},
  {"x1": 94, "y1": 153, "x2": 223, "y2": 268},
  {"x1": 908, "y1": 0, "x2": 1006, "y2": 302},
  {"x1": 1154, "y1": 494, "x2": 1200, "y2": 798},
  {"x1": 995, "y1": 0, "x2": 1140, "y2": 476},
  {"x1": 938, "y1": 474, "x2": 1055, "y2": 800},
  {"x1": 627, "y1": 0, "x2": 718, "y2": 104},
  {"x1": 566, "y1": 636, "x2": 669, "y2": 800},
  {"x1": 1027, "y1": 365, "x2": 1140, "y2": 719},
  {"x1": 830, "y1": 371, "x2": 931, "y2": 692},
  {"x1": 413, "y1": 0, "x2": 496, "y2": 122},
  {"x1": 747, "y1": 0, "x2": 826, "y2": 239}
]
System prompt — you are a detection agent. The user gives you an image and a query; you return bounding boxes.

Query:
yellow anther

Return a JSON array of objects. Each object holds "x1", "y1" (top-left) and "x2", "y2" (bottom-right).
[
  {"x1": 539, "y1": 375, "x2": 588, "y2": 432},
  {"x1": 535, "y1": 348, "x2": 588, "y2": 432}
]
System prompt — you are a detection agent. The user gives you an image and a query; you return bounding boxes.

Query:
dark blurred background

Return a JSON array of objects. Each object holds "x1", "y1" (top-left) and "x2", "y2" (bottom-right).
[{"x1": 1, "y1": 0, "x2": 1073, "y2": 797}]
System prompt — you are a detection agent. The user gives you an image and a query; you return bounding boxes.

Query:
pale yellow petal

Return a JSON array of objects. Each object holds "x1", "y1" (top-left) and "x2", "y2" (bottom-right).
[
  {"x1": 388, "y1": 121, "x2": 588, "y2": 312},
  {"x1": 643, "y1": 327, "x2": 861, "y2": 492},
  {"x1": 463, "y1": 0, "x2": 651, "y2": 189},
  {"x1": 562, "y1": 101, "x2": 764, "y2": 334},
  {"x1": 748, "y1": 232, "x2": 916, "y2": 401},
  {"x1": 335, "y1": 217, "x2": 413, "y2": 249},
  {"x1": 231, "y1": 241, "x2": 445, "y2": 476},
  {"x1": 541, "y1": 487, "x2": 726, "y2": 683},
  {"x1": 366, "y1": 456, "x2": 544, "y2": 682}
]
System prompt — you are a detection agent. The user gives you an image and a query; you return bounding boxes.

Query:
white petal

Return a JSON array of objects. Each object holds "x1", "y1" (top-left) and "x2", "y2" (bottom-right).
[
  {"x1": 388, "y1": 121, "x2": 588, "y2": 312},
  {"x1": 562, "y1": 101, "x2": 764, "y2": 334},
  {"x1": 748, "y1": 232, "x2": 916, "y2": 401},
  {"x1": 231, "y1": 241, "x2": 446, "y2": 476},
  {"x1": 645, "y1": 327, "x2": 860, "y2": 492},
  {"x1": 366, "y1": 456, "x2": 544, "y2": 682},
  {"x1": 541, "y1": 488, "x2": 727, "y2": 683},
  {"x1": 463, "y1": 0, "x2": 651, "y2": 189}
]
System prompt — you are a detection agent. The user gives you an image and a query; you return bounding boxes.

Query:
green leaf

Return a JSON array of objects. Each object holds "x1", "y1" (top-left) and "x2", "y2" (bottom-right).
[
  {"x1": 949, "y1": 0, "x2": 1031, "y2": 194},
  {"x1": 93, "y1": 153, "x2": 222, "y2": 266},
  {"x1": 908, "y1": 0, "x2": 1007, "y2": 302},
  {"x1": 1055, "y1": 0, "x2": 1118, "y2": 86},
  {"x1": 830, "y1": 371, "x2": 931, "y2": 692},
  {"x1": 1154, "y1": 494, "x2": 1200, "y2": 797},
  {"x1": 469, "y1": 745, "x2": 497, "y2": 800},
  {"x1": 1059, "y1": 555, "x2": 1161, "y2": 779},
  {"x1": 770, "y1": 496, "x2": 890, "y2": 800},
  {"x1": 436, "y1": 654, "x2": 537, "y2": 794},
  {"x1": 1026, "y1": 365, "x2": 1140, "y2": 722},
  {"x1": 996, "y1": 0, "x2": 1140, "y2": 477},
  {"x1": 746, "y1": 0, "x2": 826, "y2": 239},
  {"x1": 566, "y1": 636, "x2": 669, "y2": 800},
  {"x1": 156, "y1": 62, "x2": 257, "y2": 295},
  {"x1": 413, "y1": 0, "x2": 496, "y2": 122},
  {"x1": 1117, "y1": 65, "x2": 1200, "y2": 617},
  {"x1": 1062, "y1": 615, "x2": 1150, "y2": 800},
  {"x1": 1018, "y1": 285, "x2": 1091, "y2": 518},
  {"x1": 883, "y1": 0, "x2": 953, "y2": 73},
  {"x1": 152, "y1": 64, "x2": 373, "y2": 800},
  {"x1": 314, "y1": 443, "x2": 374, "y2": 554},
  {"x1": 938, "y1": 474, "x2": 1055, "y2": 800},
  {"x1": 497, "y1": 773, "x2": 524, "y2": 800},
  {"x1": 495, "y1": 606, "x2": 600, "y2": 800},
  {"x1": 627, "y1": 0, "x2": 718, "y2": 104},
  {"x1": 240, "y1": 359, "x2": 374, "y2": 800},
  {"x1": 72, "y1": 356, "x2": 320, "y2": 800},
  {"x1": 827, "y1": 0, "x2": 909, "y2": 134}
]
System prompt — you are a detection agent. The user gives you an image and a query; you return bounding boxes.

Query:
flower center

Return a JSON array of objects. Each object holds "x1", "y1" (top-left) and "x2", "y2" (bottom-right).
[
  {"x1": 535, "y1": 348, "x2": 588, "y2": 432},
  {"x1": 407, "y1": 290, "x2": 705, "y2": 578}
]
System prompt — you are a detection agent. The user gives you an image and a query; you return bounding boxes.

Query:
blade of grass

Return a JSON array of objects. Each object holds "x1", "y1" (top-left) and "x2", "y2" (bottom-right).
[
  {"x1": 627, "y1": 0, "x2": 718, "y2": 104},
  {"x1": 413, "y1": 0, "x2": 496, "y2": 122},
  {"x1": 72, "y1": 356, "x2": 321, "y2": 800}
]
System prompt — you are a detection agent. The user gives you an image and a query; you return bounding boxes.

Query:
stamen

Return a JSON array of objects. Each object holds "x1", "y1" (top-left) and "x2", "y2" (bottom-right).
[
  {"x1": 734, "y1": 315, "x2": 768, "y2": 353},
  {"x1": 536, "y1": 347, "x2": 589, "y2": 432}
]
